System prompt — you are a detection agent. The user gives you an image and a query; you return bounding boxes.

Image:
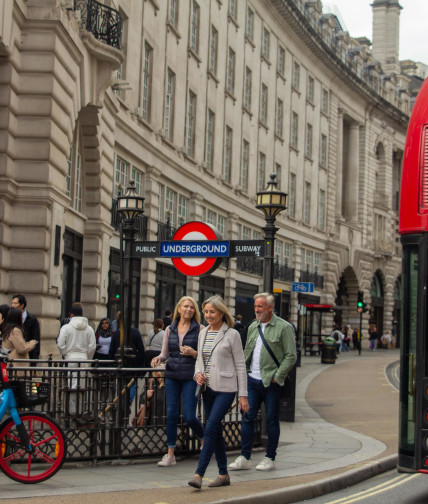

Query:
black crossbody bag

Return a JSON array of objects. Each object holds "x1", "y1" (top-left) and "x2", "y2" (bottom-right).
[{"x1": 257, "y1": 325, "x2": 292, "y2": 394}]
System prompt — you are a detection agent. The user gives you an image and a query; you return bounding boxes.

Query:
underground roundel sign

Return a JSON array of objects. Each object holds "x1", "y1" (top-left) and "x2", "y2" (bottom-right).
[{"x1": 171, "y1": 221, "x2": 222, "y2": 276}]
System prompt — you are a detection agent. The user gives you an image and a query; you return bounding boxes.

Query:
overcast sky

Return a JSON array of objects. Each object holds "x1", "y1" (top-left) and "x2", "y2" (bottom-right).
[{"x1": 325, "y1": 1, "x2": 428, "y2": 64}]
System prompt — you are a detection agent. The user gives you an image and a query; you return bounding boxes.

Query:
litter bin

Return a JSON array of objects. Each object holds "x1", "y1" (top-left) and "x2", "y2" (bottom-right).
[{"x1": 321, "y1": 336, "x2": 336, "y2": 364}]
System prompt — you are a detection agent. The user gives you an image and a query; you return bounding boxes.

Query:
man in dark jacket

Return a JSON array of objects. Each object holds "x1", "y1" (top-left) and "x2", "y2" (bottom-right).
[{"x1": 11, "y1": 294, "x2": 40, "y2": 361}]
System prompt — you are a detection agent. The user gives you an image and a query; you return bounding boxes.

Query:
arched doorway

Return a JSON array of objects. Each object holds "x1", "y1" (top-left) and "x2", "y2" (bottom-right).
[{"x1": 370, "y1": 272, "x2": 384, "y2": 336}]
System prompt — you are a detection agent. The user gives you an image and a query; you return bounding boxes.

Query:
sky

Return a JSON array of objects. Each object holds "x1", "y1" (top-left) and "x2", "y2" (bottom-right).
[{"x1": 324, "y1": 1, "x2": 428, "y2": 64}]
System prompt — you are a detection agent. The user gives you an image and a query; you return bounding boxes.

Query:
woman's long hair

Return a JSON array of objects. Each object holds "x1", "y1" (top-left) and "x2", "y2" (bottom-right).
[
  {"x1": 0, "y1": 304, "x2": 10, "y2": 333},
  {"x1": 95, "y1": 318, "x2": 112, "y2": 339},
  {"x1": 202, "y1": 295, "x2": 234, "y2": 327},
  {"x1": 173, "y1": 296, "x2": 201, "y2": 324},
  {"x1": 2, "y1": 308, "x2": 24, "y2": 340}
]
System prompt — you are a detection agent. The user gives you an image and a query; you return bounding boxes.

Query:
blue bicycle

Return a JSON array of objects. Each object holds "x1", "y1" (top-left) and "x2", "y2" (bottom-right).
[{"x1": 0, "y1": 347, "x2": 66, "y2": 483}]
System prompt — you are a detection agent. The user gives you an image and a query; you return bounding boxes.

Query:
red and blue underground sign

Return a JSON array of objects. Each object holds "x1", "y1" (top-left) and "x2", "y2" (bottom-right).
[{"x1": 133, "y1": 221, "x2": 265, "y2": 277}]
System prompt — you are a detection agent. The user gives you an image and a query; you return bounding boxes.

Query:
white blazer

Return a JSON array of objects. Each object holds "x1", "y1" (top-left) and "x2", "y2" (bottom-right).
[{"x1": 195, "y1": 322, "x2": 247, "y2": 396}]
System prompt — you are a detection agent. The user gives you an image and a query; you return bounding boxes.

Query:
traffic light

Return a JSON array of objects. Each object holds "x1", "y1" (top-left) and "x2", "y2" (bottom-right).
[{"x1": 357, "y1": 291, "x2": 364, "y2": 313}]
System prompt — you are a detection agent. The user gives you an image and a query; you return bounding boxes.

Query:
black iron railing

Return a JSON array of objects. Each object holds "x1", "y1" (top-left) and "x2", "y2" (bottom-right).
[
  {"x1": 74, "y1": 0, "x2": 122, "y2": 50},
  {"x1": 236, "y1": 256, "x2": 263, "y2": 276},
  {"x1": 299, "y1": 269, "x2": 324, "y2": 289},
  {"x1": 274, "y1": 261, "x2": 295, "y2": 282},
  {"x1": 6, "y1": 360, "x2": 260, "y2": 462},
  {"x1": 157, "y1": 220, "x2": 177, "y2": 241},
  {"x1": 111, "y1": 199, "x2": 148, "y2": 241}
]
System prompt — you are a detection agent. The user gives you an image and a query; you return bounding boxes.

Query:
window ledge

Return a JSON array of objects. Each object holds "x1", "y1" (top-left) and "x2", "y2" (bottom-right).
[
  {"x1": 277, "y1": 71, "x2": 286, "y2": 83},
  {"x1": 225, "y1": 89, "x2": 237, "y2": 103},
  {"x1": 228, "y1": 13, "x2": 239, "y2": 31},
  {"x1": 188, "y1": 47, "x2": 202, "y2": 66},
  {"x1": 242, "y1": 105, "x2": 252, "y2": 118},
  {"x1": 261, "y1": 54, "x2": 271, "y2": 68},
  {"x1": 138, "y1": 117, "x2": 154, "y2": 132},
  {"x1": 166, "y1": 22, "x2": 181, "y2": 42},
  {"x1": 275, "y1": 133, "x2": 284, "y2": 144},
  {"x1": 292, "y1": 86, "x2": 301, "y2": 96},
  {"x1": 290, "y1": 144, "x2": 299, "y2": 154},
  {"x1": 208, "y1": 70, "x2": 220, "y2": 86},
  {"x1": 245, "y1": 35, "x2": 255, "y2": 49},
  {"x1": 161, "y1": 137, "x2": 176, "y2": 150},
  {"x1": 258, "y1": 120, "x2": 268, "y2": 132},
  {"x1": 306, "y1": 99, "x2": 315, "y2": 109},
  {"x1": 145, "y1": 0, "x2": 160, "y2": 14}
]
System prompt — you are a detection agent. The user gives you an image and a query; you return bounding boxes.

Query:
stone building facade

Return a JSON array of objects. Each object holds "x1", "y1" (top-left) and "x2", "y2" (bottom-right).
[{"x1": 0, "y1": 0, "x2": 411, "y2": 355}]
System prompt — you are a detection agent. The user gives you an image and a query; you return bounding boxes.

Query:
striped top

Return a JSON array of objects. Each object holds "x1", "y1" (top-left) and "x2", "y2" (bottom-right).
[{"x1": 202, "y1": 331, "x2": 217, "y2": 384}]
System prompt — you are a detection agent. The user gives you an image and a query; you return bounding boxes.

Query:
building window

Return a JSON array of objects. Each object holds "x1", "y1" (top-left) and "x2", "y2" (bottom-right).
[
  {"x1": 293, "y1": 61, "x2": 300, "y2": 90},
  {"x1": 166, "y1": 188, "x2": 177, "y2": 226},
  {"x1": 224, "y1": 126, "x2": 233, "y2": 183},
  {"x1": 229, "y1": 0, "x2": 237, "y2": 19},
  {"x1": 190, "y1": 1, "x2": 200, "y2": 53},
  {"x1": 227, "y1": 47, "x2": 235, "y2": 94},
  {"x1": 305, "y1": 123, "x2": 313, "y2": 158},
  {"x1": 158, "y1": 184, "x2": 165, "y2": 222},
  {"x1": 206, "y1": 109, "x2": 215, "y2": 171},
  {"x1": 62, "y1": 228, "x2": 83, "y2": 321},
  {"x1": 322, "y1": 89, "x2": 329, "y2": 114},
  {"x1": 241, "y1": 139, "x2": 249, "y2": 189},
  {"x1": 260, "y1": 84, "x2": 268, "y2": 124},
  {"x1": 209, "y1": 25, "x2": 218, "y2": 75},
  {"x1": 308, "y1": 76, "x2": 314, "y2": 102},
  {"x1": 262, "y1": 28, "x2": 270, "y2": 60},
  {"x1": 284, "y1": 242, "x2": 291, "y2": 265},
  {"x1": 217, "y1": 214, "x2": 226, "y2": 235},
  {"x1": 115, "y1": 156, "x2": 129, "y2": 197},
  {"x1": 258, "y1": 152, "x2": 266, "y2": 192},
  {"x1": 67, "y1": 126, "x2": 84, "y2": 213},
  {"x1": 142, "y1": 42, "x2": 153, "y2": 121},
  {"x1": 131, "y1": 166, "x2": 143, "y2": 195},
  {"x1": 318, "y1": 189, "x2": 325, "y2": 230},
  {"x1": 304, "y1": 181, "x2": 311, "y2": 224},
  {"x1": 242, "y1": 225, "x2": 251, "y2": 240},
  {"x1": 169, "y1": 0, "x2": 178, "y2": 26},
  {"x1": 66, "y1": 146, "x2": 72, "y2": 197},
  {"x1": 320, "y1": 133, "x2": 327, "y2": 167},
  {"x1": 276, "y1": 98, "x2": 283, "y2": 137},
  {"x1": 165, "y1": 69, "x2": 175, "y2": 141},
  {"x1": 275, "y1": 239, "x2": 283, "y2": 262},
  {"x1": 246, "y1": 7, "x2": 254, "y2": 40},
  {"x1": 275, "y1": 162, "x2": 281, "y2": 187},
  {"x1": 178, "y1": 194, "x2": 188, "y2": 225},
  {"x1": 278, "y1": 46, "x2": 285, "y2": 76},
  {"x1": 244, "y1": 67, "x2": 252, "y2": 109},
  {"x1": 291, "y1": 112, "x2": 298, "y2": 148},
  {"x1": 314, "y1": 252, "x2": 321, "y2": 274},
  {"x1": 289, "y1": 173, "x2": 296, "y2": 218},
  {"x1": 187, "y1": 91, "x2": 196, "y2": 157}
]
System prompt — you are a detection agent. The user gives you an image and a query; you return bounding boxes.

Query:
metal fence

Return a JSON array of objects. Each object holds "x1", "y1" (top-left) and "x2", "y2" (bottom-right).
[{"x1": 6, "y1": 360, "x2": 261, "y2": 463}]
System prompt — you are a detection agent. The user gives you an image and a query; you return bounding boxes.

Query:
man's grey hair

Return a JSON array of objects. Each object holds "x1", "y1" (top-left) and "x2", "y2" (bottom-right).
[{"x1": 254, "y1": 292, "x2": 275, "y2": 307}]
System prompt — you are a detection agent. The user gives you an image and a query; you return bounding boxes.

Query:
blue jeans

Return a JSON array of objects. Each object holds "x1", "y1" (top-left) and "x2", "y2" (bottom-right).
[
  {"x1": 195, "y1": 387, "x2": 235, "y2": 477},
  {"x1": 165, "y1": 378, "x2": 204, "y2": 448},
  {"x1": 241, "y1": 375, "x2": 281, "y2": 461}
]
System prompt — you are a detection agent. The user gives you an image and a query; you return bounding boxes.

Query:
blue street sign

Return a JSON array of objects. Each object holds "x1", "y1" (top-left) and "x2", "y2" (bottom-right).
[{"x1": 291, "y1": 282, "x2": 314, "y2": 293}]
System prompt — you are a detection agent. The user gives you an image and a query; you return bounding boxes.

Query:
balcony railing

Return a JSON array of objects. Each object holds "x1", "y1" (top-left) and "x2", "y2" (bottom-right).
[
  {"x1": 74, "y1": 0, "x2": 122, "y2": 50},
  {"x1": 111, "y1": 199, "x2": 148, "y2": 241},
  {"x1": 299, "y1": 269, "x2": 324, "y2": 289},
  {"x1": 236, "y1": 256, "x2": 263, "y2": 276},
  {"x1": 274, "y1": 261, "x2": 295, "y2": 282},
  {"x1": 157, "y1": 220, "x2": 177, "y2": 241}
]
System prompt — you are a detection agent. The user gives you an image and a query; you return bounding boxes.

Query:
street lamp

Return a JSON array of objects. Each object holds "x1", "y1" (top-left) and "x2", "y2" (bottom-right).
[
  {"x1": 116, "y1": 180, "x2": 145, "y2": 363},
  {"x1": 256, "y1": 173, "x2": 287, "y2": 294}
]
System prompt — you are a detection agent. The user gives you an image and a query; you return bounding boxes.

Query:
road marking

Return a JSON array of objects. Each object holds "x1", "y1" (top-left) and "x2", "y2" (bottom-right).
[{"x1": 323, "y1": 473, "x2": 420, "y2": 503}]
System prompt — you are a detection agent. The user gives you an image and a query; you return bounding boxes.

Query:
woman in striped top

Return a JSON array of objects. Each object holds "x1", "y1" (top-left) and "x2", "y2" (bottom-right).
[{"x1": 188, "y1": 296, "x2": 248, "y2": 490}]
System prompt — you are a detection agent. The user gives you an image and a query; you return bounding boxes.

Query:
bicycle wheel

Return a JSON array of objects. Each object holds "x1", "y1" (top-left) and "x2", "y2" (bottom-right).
[{"x1": 0, "y1": 412, "x2": 66, "y2": 483}]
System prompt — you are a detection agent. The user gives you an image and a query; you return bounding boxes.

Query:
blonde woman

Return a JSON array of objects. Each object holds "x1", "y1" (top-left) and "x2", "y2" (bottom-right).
[
  {"x1": 188, "y1": 296, "x2": 248, "y2": 490},
  {"x1": 151, "y1": 296, "x2": 204, "y2": 466}
]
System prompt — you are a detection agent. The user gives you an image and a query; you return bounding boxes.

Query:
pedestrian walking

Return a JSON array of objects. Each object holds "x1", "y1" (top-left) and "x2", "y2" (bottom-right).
[
  {"x1": 228, "y1": 292, "x2": 296, "y2": 473},
  {"x1": 1, "y1": 308, "x2": 38, "y2": 370},
  {"x1": 11, "y1": 294, "x2": 40, "y2": 362},
  {"x1": 151, "y1": 296, "x2": 204, "y2": 467},
  {"x1": 188, "y1": 296, "x2": 248, "y2": 489},
  {"x1": 369, "y1": 326, "x2": 379, "y2": 351}
]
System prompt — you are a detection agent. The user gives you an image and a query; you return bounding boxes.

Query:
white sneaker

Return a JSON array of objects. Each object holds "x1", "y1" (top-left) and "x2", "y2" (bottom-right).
[
  {"x1": 157, "y1": 454, "x2": 176, "y2": 466},
  {"x1": 256, "y1": 457, "x2": 276, "y2": 471},
  {"x1": 228, "y1": 455, "x2": 252, "y2": 470}
]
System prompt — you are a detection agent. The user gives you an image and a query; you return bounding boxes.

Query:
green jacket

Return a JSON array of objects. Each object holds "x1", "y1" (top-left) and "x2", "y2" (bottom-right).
[{"x1": 244, "y1": 314, "x2": 297, "y2": 387}]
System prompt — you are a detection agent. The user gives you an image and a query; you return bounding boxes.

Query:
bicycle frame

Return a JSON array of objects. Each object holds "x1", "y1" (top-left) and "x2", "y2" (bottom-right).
[{"x1": 0, "y1": 360, "x2": 31, "y2": 451}]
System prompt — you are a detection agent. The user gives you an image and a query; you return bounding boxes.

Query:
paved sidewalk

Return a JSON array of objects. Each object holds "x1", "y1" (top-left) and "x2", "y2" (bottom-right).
[{"x1": 0, "y1": 349, "x2": 399, "y2": 504}]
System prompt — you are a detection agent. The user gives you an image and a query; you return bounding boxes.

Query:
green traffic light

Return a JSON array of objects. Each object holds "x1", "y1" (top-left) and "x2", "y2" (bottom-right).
[
  {"x1": 357, "y1": 301, "x2": 363, "y2": 308},
  {"x1": 115, "y1": 294, "x2": 120, "y2": 299}
]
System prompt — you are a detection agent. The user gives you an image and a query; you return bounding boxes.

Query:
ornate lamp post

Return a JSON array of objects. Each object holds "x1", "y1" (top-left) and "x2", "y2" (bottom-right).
[
  {"x1": 256, "y1": 174, "x2": 287, "y2": 294},
  {"x1": 116, "y1": 180, "x2": 145, "y2": 363}
]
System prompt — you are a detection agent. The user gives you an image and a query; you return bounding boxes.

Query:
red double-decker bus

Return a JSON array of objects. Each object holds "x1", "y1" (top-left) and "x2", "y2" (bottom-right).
[{"x1": 398, "y1": 78, "x2": 428, "y2": 473}]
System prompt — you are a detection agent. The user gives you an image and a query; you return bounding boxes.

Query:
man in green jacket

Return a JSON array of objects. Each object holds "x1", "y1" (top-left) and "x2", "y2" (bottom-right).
[{"x1": 229, "y1": 292, "x2": 296, "y2": 471}]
